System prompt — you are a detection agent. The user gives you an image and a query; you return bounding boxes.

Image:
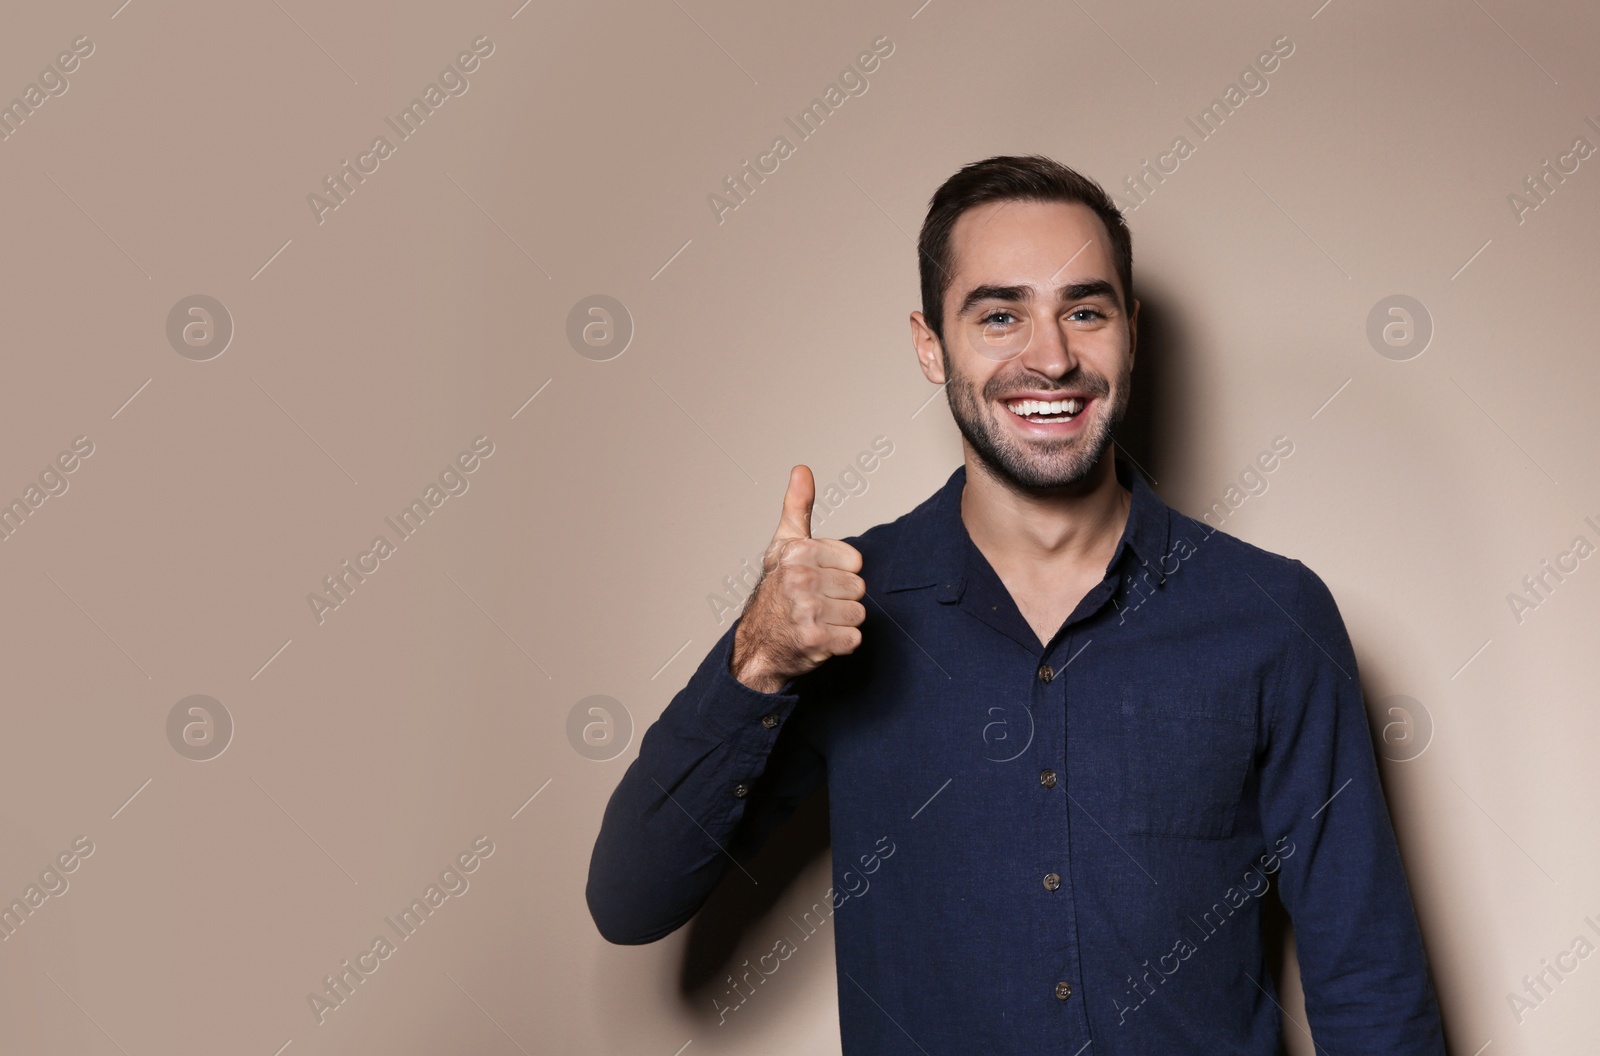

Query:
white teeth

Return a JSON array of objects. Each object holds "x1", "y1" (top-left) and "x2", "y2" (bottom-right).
[{"x1": 1006, "y1": 397, "x2": 1085, "y2": 417}]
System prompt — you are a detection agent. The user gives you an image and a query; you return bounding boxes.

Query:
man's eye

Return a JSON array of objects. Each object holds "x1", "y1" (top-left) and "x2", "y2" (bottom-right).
[
  {"x1": 980, "y1": 311, "x2": 1018, "y2": 326},
  {"x1": 1069, "y1": 308, "x2": 1105, "y2": 322}
]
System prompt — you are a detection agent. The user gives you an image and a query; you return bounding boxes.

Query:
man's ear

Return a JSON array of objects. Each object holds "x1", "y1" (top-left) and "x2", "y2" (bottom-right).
[
  {"x1": 910, "y1": 311, "x2": 946, "y2": 385},
  {"x1": 1128, "y1": 297, "x2": 1141, "y2": 367}
]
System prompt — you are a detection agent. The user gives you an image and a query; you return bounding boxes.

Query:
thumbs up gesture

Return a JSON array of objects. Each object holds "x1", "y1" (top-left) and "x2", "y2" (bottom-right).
[{"x1": 730, "y1": 466, "x2": 868, "y2": 694}]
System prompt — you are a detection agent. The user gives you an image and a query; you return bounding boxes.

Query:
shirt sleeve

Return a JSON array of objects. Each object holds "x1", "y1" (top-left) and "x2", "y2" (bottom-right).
[
  {"x1": 1256, "y1": 560, "x2": 1447, "y2": 1053},
  {"x1": 585, "y1": 613, "x2": 828, "y2": 945}
]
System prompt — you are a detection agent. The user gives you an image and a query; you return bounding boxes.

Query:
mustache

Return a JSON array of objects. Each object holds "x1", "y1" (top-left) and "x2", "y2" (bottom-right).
[{"x1": 985, "y1": 373, "x2": 1111, "y2": 399}]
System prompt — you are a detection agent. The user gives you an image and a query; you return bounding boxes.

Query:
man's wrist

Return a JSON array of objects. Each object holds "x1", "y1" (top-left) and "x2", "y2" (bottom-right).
[
  {"x1": 731, "y1": 654, "x2": 787, "y2": 695},
  {"x1": 737, "y1": 667, "x2": 788, "y2": 695},
  {"x1": 729, "y1": 633, "x2": 787, "y2": 695}
]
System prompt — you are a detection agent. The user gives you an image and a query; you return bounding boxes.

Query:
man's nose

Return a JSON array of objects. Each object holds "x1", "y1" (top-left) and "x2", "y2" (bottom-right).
[{"x1": 1017, "y1": 312, "x2": 1076, "y2": 376}]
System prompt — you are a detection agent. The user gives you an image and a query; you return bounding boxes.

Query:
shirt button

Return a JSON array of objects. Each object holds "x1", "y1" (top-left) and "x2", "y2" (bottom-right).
[
  {"x1": 1039, "y1": 769, "x2": 1057, "y2": 788},
  {"x1": 733, "y1": 782, "x2": 750, "y2": 798},
  {"x1": 1037, "y1": 664, "x2": 1054, "y2": 683},
  {"x1": 1055, "y1": 981, "x2": 1073, "y2": 1000},
  {"x1": 1042, "y1": 872, "x2": 1061, "y2": 891},
  {"x1": 759, "y1": 713, "x2": 779, "y2": 729}
]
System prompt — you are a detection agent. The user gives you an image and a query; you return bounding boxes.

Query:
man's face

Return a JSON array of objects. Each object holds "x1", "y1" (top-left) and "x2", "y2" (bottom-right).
[{"x1": 912, "y1": 198, "x2": 1138, "y2": 492}]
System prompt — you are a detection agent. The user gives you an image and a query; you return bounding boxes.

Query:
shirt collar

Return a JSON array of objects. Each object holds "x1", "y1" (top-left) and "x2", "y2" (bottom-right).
[{"x1": 878, "y1": 445, "x2": 1172, "y2": 601}]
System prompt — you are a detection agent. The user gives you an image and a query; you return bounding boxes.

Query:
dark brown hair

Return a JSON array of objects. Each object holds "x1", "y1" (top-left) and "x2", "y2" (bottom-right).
[{"x1": 917, "y1": 154, "x2": 1133, "y2": 344}]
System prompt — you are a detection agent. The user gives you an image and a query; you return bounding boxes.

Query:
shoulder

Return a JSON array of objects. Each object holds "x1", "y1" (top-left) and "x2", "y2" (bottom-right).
[
  {"x1": 840, "y1": 515, "x2": 909, "y2": 568},
  {"x1": 1161, "y1": 506, "x2": 1351, "y2": 632},
  {"x1": 1162, "y1": 511, "x2": 1363, "y2": 697},
  {"x1": 836, "y1": 473, "x2": 954, "y2": 586},
  {"x1": 1167, "y1": 506, "x2": 1300, "y2": 585}
]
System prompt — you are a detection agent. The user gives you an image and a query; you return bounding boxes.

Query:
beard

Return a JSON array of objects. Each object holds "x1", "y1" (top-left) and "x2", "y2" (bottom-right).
[{"x1": 942, "y1": 345, "x2": 1130, "y2": 492}]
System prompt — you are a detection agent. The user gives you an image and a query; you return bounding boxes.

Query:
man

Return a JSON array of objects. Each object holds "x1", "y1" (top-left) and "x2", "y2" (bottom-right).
[{"x1": 587, "y1": 154, "x2": 1447, "y2": 1053}]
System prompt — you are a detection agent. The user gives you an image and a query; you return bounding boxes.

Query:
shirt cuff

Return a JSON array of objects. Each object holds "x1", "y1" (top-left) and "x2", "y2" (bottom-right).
[{"x1": 692, "y1": 616, "x2": 805, "y2": 752}]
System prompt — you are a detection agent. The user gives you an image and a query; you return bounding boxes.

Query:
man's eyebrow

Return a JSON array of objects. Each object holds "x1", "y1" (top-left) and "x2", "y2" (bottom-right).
[{"x1": 955, "y1": 279, "x2": 1120, "y2": 318}]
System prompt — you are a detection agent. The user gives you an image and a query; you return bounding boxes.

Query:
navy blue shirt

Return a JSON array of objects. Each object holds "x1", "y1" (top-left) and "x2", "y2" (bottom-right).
[{"x1": 587, "y1": 450, "x2": 1446, "y2": 1053}]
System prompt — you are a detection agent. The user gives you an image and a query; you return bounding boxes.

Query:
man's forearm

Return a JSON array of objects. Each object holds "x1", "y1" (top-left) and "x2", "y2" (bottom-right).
[{"x1": 585, "y1": 618, "x2": 818, "y2": 944}]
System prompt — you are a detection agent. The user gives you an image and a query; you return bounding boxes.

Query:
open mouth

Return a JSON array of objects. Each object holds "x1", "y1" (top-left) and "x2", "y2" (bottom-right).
[{"x1": 1004, "y1": 396, "x2": 1089, "y2": 424}]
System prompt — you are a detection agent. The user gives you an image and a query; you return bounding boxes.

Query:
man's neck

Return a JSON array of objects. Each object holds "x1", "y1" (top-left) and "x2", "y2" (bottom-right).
[{"x1": 959, "y1": 446, "x2": 1132, "y2": 576}]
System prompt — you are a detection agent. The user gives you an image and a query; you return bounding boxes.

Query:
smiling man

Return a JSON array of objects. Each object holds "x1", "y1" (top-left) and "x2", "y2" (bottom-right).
[{"x1": 587, "y1": 154, "x2": 1447, "y2": 1053}]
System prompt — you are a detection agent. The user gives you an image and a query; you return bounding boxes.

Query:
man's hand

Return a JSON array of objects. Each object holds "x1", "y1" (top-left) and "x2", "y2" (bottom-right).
[{"x1": 730, "y1": 465, "x2": 867, "y2": 694}]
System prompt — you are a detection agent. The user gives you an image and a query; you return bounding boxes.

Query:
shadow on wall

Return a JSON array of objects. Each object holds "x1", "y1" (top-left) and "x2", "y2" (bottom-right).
[
  {"x1": 677, "y1": 786, "x2": 832, "y2": 1006},
  {"x1": 1113, "y1": 282, "x2": 1189, "y2": 491}
]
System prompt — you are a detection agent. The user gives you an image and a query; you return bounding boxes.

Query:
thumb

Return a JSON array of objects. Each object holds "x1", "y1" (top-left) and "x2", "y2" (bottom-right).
[{"x1": 772, "y1": 465, "x2": 815, "y2": 542}]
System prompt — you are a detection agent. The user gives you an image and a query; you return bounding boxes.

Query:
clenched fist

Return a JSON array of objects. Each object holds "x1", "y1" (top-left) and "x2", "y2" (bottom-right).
[{"x1": 730, "y1": 465, "x2": 867, "y2": 694}]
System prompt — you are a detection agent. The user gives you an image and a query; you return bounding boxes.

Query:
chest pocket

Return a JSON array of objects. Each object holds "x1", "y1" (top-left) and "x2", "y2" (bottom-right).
[{"x1": 1105, "y1": 680, "x2": 1256, "y2": 839}]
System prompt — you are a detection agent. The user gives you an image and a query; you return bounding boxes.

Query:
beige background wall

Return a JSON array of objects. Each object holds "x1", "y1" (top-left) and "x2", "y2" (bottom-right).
[{"x1": 0, "y1": 0, "x2": 1595, "y2": 1053}]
